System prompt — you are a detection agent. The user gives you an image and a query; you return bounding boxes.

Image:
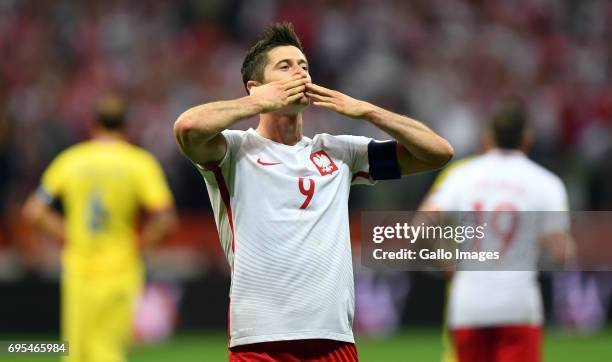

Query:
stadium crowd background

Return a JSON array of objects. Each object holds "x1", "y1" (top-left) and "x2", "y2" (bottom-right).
[{"x1": 0, "y1": 0, "x2": 611, "y2": 338}]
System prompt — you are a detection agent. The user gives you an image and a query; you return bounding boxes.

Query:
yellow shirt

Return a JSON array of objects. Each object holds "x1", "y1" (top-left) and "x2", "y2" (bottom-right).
[{"x1": 38, "y1": 140, "x2": 173, "y2": 275}]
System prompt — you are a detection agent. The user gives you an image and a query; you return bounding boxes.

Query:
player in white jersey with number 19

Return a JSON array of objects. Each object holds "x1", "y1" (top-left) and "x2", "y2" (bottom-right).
[
  {"x1": 421, "y1": 100, "x2": 575, "y2": 362},
  {"x1": 173, "y1": 22, "x2": 453, "y2": 362}
]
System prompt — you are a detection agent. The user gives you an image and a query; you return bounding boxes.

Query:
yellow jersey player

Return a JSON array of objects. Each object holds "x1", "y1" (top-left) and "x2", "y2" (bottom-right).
[{"x1": 23, "y1": 95, "x2": 177, "y2": 362}]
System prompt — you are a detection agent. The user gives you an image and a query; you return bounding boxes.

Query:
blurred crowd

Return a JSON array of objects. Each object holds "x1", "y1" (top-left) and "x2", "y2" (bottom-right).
[{"x1": 1, "y1": 0, "x2": 612, "y2": 217}]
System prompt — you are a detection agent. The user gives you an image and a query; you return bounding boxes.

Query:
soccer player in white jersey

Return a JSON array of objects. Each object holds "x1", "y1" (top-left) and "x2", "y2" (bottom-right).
[
  {"x1": 173, "y1": 22, "x2": 453, "y2": 361},
  {"x1": 421, "y1": 100, "x2": 574, "y2": 362}
]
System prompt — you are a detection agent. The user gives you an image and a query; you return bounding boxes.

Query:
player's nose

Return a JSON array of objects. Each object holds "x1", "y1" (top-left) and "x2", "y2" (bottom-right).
[
  {"x1": 293, "y1": 66, "x2": 308, "y2": 78},
  {"x1": 294, "y1": 70, "x2": 310, "y2": 83}
]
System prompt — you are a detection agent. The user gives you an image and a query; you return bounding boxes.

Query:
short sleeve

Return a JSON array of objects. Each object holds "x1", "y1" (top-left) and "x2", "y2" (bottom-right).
[
  {"x1": 540, "y1": 176, "x2": 570, "y2": 235},
  {"x1": 137, "y1": 154, "x2": 174, "y2": 211},
  {"x1": 195, "y1": 129, "x2": 245, "y2": 172},
  {"x1": 195, "y1": 130, "x2": 245, "y2": 196},
  {"x1": 216, "y1": 130, "x2": 245, "y2": 168},
  {"x1": 38, "y1": 152, "x2": 70, "y2": 204},
  {"x1": 334, "y1": 135, "x2": 376, "y2": 186}
]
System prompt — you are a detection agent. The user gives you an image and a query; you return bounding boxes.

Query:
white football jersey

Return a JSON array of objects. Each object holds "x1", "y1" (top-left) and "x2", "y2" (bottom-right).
[
  {"x1": 197, "y1": 128, "x2": 375, "y2": 347},
  {"x1": 428, "y1": 149, "x2": 569, "y2": 328}
]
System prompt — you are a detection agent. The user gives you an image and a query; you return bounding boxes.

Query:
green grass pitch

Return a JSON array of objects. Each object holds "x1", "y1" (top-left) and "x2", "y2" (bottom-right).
[{"x1": 1, "y1": 328, "x2": 610, "y2": 361}]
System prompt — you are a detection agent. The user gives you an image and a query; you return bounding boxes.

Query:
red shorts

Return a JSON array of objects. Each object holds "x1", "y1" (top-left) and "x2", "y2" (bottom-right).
[
  {"x1": 229, "y1": 339, "x2": 358, "y2": 362},
  {"x1": 451, "y1": 325, "x2": 541, "y2": 362}
]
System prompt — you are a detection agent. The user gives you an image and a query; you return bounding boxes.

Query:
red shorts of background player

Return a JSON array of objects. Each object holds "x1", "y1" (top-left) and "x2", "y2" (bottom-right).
[
  {"x1": 451, "y1": 325, "x2": 542, "y2": 362},
  {"x1": 229, "y1": 339, "x2": 359, "y2": 362}
]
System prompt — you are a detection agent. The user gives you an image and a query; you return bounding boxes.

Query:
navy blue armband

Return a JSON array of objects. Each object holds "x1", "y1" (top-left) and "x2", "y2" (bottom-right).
[
  {"x1": 35, "y1": 186, "x2": 55, "y2": 205},
  {"x1": 367, "y1": 140, "x2": 401, "y2": 180}
]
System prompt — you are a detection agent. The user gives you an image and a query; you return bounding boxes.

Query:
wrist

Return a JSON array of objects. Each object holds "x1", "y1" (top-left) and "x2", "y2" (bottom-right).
[
  {"x1": 244, "y1": 94, "x2": 266, "y2": 114},
  {"x1": 360, "y1": 102, "x2": 379, "y2": 121}
]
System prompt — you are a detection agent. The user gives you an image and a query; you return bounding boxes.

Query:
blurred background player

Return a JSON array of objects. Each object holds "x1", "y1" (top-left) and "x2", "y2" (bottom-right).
[
  {"x1": 420, "y1": 99, "x2": 575, "y2": 362},
  {"x1": 174, "y1": 22, "x2": 452, "y2": 361},
  {"x1": 22, "y1": 94, "x2": 177, "y2": 362}
]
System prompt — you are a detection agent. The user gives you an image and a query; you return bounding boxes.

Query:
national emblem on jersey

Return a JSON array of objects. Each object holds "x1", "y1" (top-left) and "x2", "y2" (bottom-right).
[{"x1": 310, "y1": 150, "x2": 338, "y2": 176}]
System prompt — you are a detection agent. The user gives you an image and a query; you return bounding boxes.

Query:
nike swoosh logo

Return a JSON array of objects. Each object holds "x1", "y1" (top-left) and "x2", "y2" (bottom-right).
[{"x1": 257, "y1": 158, "x2": 281, "y2": 166}]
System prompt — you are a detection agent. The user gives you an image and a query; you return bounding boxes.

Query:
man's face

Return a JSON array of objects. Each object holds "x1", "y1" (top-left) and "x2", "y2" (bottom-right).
[{"x1": 262, "y1": 45, "x2": 311, "y2": 111}]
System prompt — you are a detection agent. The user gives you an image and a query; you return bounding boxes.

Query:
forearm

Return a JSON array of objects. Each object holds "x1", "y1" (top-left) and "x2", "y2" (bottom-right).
[
  {"x1": 23, "y1": 195, "x2": 65, "y2": 241},
  {"x1": 39, "y1": 211, "x2": 65, "y2": 241},
  {"x1": 141, "y1": 209, "x2": 177, "y2": 247},
  {"x1": 541, "y1": 233, "x2": 576, "y2": 266},
  {"x1": 175, "y1": 95, "x2": 263, "y2": 144},
  {"x1": 362, "y1": 103, "x2": 453, "y2": 165}
]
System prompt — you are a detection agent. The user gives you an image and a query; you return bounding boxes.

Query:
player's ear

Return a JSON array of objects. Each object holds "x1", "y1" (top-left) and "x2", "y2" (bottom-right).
[{"x1": 246, "y1": 80, "x2": 261, "y2": 94}]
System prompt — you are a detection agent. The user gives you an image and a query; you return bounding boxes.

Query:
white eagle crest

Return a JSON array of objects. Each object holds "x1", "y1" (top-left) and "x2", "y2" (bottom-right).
[{"x1": 313, "y1": 153, "x2": 334, "y2": 172}]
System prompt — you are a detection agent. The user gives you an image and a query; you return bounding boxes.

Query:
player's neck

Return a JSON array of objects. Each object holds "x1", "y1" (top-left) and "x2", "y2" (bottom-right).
[
  {"x1": 256, "y1": 113, "x2": 303, "y2": 145},
  {"x1": 92, "y1": 129, "x2": 125, "y2": 142},
  {"x1": 489, "y1": 148, "x2": 525, "y2": 156}
]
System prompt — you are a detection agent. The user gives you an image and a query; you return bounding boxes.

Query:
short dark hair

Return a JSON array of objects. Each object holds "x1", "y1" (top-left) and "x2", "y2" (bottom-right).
[
  {"x1": 95, "y1": 94, "x2": 126, "y2": 130},
  {"x1": 241, "y1": 22, "x2": 305, "y2": 94},
  {"x1": 490, "y1": 99, "x2": 527, "y2": 149}
]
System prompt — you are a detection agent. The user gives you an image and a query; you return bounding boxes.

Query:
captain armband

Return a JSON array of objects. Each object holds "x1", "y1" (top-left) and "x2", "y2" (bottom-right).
[{"x1": 367, "y1": 140, "x2": 401, "y2": 180}]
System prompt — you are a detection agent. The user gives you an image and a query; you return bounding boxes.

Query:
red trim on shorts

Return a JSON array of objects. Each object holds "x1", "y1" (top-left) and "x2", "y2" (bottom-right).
[
  {"x1": 351, "y1": 171, "x2": 370, "y2": 183},
  {"x1": 451, "y1": 325, "x2": 541, "y2": 362},
  {"x1": 229, "y1": 339, "x2": 358, "y2": 362}
]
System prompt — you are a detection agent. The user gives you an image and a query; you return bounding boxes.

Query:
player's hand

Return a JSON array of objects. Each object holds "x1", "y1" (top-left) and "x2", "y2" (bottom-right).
[
  {"x1": 249, "y1": 74, "x2": 309, "y2": 113},
  {"x1": 305, "y1": 83, "x2": 372, "y2": 118}
]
